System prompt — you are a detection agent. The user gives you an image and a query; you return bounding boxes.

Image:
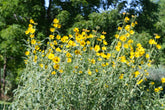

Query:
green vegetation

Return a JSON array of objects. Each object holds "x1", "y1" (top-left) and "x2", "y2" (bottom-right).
[
  {"x1": 11, "y1": 16, "x2": 165, "y2": 109},
  {"x1": 0, "y1": 0, "x2": 165, "y2": 109}
]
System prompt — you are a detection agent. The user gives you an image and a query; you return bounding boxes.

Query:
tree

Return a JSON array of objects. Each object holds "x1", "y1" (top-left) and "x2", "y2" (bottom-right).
[
  {"x1": 127, "y1": 0, "x2": 159, "y2": 34},
  {"x1": 0, "y1": 0, "x2": 46, "y2": 99}
]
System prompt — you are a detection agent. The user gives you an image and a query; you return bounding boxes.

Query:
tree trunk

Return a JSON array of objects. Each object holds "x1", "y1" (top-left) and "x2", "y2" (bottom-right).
[
  {"x1": 3, "y1": 56, "x2": 7, "y2": 94},
  {"x1": 47, "y1": 0, "x2": 52, "y2": 23}
]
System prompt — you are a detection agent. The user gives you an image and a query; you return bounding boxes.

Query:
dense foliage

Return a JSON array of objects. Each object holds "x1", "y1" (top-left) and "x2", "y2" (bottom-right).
[
  {"x1": 10, "y1": 16, "x2": 165, "y2": 109},
  {"x1": 0, "y1": 0, "x2": 165, "y2": 104}
]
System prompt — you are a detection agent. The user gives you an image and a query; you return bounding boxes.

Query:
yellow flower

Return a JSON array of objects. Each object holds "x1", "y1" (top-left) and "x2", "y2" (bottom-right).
[
  {"x1": 124, "y1": 17, "x2": 130, "y2": 22},
  {"x1": 95, "y1": 69, "x2": 98, "y2": 72},
  {"x1": 39, "y1": 64, "x2": 43, "y2": 68},
  {"x1": 150, "y1": 82, "x2": 155, "y2": 85},
  {"x1": 88, "y1": 69, "x2": 92, "y2": 75},
  {"x1": 25, "y1": 51, "x2": 30, "y2": 56},
  {"x1": 156, "y1": 44, "x2": 161, "y2": 49},
  {"x1": 125, "y1": 33, "x2": 130, "y2": 37},
  {"x1": 53, "y1": 64, "x2": 60, "y2": 70},
  {"x1": 134, "y1": 71, "x2": 140, "y2": 78},
  {"x1": 80, "y1": 40, "x2": 86, "y2": 47},
  {"x1": 161, "y1": 77, "x2": 165, "y2": 83},
  {"x1": 119, "y1": 74, "x2": 124, "y2": 79},
  {"x1": 49, "y1": 35, "x2": 54, "y2": 39},
  {"x1": 74, "y1": 66, "x2": 78, "y2": 69},
  {"x1": 66, "y1": 52, "x2": 72, "y2": 57},
  {"x1": 79, "y1": 71, "x2": 83, "y2": 74},
  {"x1": 33, "y1": 55, "x2": 37, "y2": 62},
  {"x1": 86, "y1": 41, "x2": 90, "y2": 45},
  {"x1": 118, "y1": 26, "x2": 122, "y2": 30},
  {"x1": 67, "y1": 58, "x2": 72, "y2": 63},
  {"x1": 146, "y1": 54, "x2": 149, "y2": 59},
  {"x1": 147, "y1": 63, "x2": 151, "y2": 67},
  {"x1": 73, "y1": 28, "x2": 79, "y2": 33},
  {"x1": 33, "y1": 50, "x2": 36, "y2": 54},
  {"x1": 61, "y1": 36, "x2": 68, "y2": 43},
  {"x1": 56, "y1": 35, "x2": 61, "y2": 40},
  {"x1": 130, "y1": 30, "x2": 134, "y2": 35},
  {"x1": 30, "y1": 34, "x2": 34, "y2": 38},
  {"x1": 24, "y1": 60, "x2": 28, "y2": 64},
  {"x1": 131, "y1": 23, "x2": 135, "y2": 27},
  {"x1": 56, "y1": 47, "x2": 62, "y2": 52},
  {"x1": 25, "y1": 30, "x2": 29, "y2": 35},
  {"x1": 102, "y1": 46, "x2": 107, "y2": 50},
  {"x1": 29, "y1": 27, "x2": 35, "y2": 34},
  {"x1": 134, "y1": 52, "x2": 140, "y2": 58},
  {"x1": 53, "y1": 23, "x2": 59, "y2": 28},
  {"x1": 83, "y1": 47, "x2": 86, "y2": 51},
  {"x1": 128, "y1": 39, "x2": 133, "y2": 44},
  {"x1": 35, "y1": 45, "x2": 40, "y2": 50},
  {"x1": 101, "y1": 63, "x2": 106, "y2": 67},
  {"x1": 31, "y1": 39, "x2": 36, "y2": 45},
  {"x1": 68, "y1": 40, "x2": 74, "y2": 46},
  {"x1": 125, "y1": 25, "x2": 131, "y2": 31},
  {"x1": 115, "y1": 46, "x2": 120, "y2": 51},
  {"x1": 52, "y1": 56, "x2": 60, "y2": 63},
  {"x1": 104, "y1": 84, "x2": 109, "y2": 88},
  {"x1": 117, "y1": 41, "x2": 121, "y2": 47},
  {"x1": 115, "y1": 34, "x2": 119, "y2": 39},
  {"x1": 138, "y1": 66, "x2": 142, "y2": 69},
  {"x1": 53, "y1": 18, "x2": 59, "y2": 24},
  {"x1": 75, "y1": 50, "x2": 80, "y2": 55},
  {"x1": 154, "y1": 88, "x2": 159, "y2": 92},
  {"x1": 53, "y1": 40, "x2": 58, "y2": 45},
  {"x1": 119, "y1": 35, "x2": 127, "y2": 42},
  {"x1": 48, "y1": 53, "x2": 55, "y2": 60},
  {"x1": 94, "y1": 45, "x2": 100, "y2": 52},
  {"x1": 137, "y1": 79, "x2": 143, "y2": 85},
  {"x1": 100, "y1": 52, "x2": 106, "y2": 58},
  {"x1": 149, "y1": 39, "x2": 157, "y2": 45},
  {"x1": 97, "y1": 38, "x2": 101, "y2": 42},
  {"x1": 59, "y1": 69, "x2": 63, "y2": 73},
  {"x1": 50, "y1": 28, "x2": 55, "y2": 32},
  {"x1": 155, "y1": 35, "x2": 160, "y2": 39},
  {"x1": 57, "y1": 24, "x2": 61, "y2": 28},
  {"x1": 124, "y1": 44, "x2": 129, "y2": 48},
  {"x1": 91, "y1": 59, "x2": 95, "y2": 64},
  {"x1": 68, "y1": 34, "x2": 73, "y2": 38},
  {"x1": 102, "y1": 31, "x2": 106, "y2": 34},
  {"x1": 98, "y1": 58, "x2": 102, "y2": 61},
  {"x1": 120, "y1": 56, "x2": 126, "y2": 63},
  {"x1": 103, "y1": 40, "x2": 108, "y2": 45},
  {"x1": 100, "y1": 35, "x2": 105, "y2": 39},
  {"x1": 29, "y1": 24, "x2": 33, "y2": 27},
  {"x1": 51, "y1": 71, "x2": 56, "y2": 75},
  {"x1": 30, "y1": 19, "x2": 35, "y2": 24}
]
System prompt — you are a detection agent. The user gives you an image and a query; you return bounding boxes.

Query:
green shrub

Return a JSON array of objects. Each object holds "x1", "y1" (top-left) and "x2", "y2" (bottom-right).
[{"x1": 11, "y1": 17, "x2": 165, "y2": 110}]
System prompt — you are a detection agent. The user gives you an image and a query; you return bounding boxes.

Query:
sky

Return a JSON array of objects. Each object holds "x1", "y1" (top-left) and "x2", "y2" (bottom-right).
[{"x1": 45, "y1": 0, "x2": 49, "y2": 7}]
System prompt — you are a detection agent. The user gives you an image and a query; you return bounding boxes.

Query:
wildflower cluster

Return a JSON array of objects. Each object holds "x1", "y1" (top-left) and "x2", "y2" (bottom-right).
[{"x1": 11, "y1": 16, "x2": 165, "y2": 110}]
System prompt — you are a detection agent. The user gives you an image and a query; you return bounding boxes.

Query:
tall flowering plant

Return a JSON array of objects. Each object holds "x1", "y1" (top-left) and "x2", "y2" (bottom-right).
[{"x1": 11, "y1": 16, "x2": 165, "y2": 110}]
